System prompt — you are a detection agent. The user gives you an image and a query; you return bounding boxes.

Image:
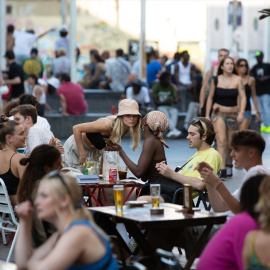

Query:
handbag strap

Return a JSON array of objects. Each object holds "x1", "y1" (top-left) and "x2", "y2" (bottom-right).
[{"x1": 175, "y1": 156, "x2": 195, "y2": 173}]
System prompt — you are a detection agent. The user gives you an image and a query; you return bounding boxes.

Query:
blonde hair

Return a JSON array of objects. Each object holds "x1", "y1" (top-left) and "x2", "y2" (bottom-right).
[
  {"x1": 255, "y1": 176, "x2": 270, "y2": 232},
  {"x1": 42, "y1": 174, "x2": 107, "y2": 238},
  {"x1": 101, "y1": 115, "x2": 141, "y2": 152}
]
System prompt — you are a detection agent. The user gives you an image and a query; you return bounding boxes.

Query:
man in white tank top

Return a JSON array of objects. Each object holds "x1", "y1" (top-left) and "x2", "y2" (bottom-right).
[{"x1": 175, "y1": 51, "x2": 196, "y2": 112}]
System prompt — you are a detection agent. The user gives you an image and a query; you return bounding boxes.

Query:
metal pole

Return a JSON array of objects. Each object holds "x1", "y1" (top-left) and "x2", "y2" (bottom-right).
[
  {"x1": 61, "y1": 0, "x2": 66, "y2": 25},
  {"x1": 139, "y1": 0, "x2": 146, "y2": 81},
  {"x1": 70, "y1": 0, "x2": 77, "y2": 83},
  {"x1": 205, "y1": 4, "x2": 211, "y2": 71},
  {"x1": 232, "y1": 0, "x2": 238, "y2": 58},
  {"x1": 0, "y1": 0, "x2": 6, "y2": 72},
  {"x1": 263, "y1": 2, "x2": 269, "y2": 62},
  {"x1": 0, "y1": 0, "x2": 6, "y2": 108}
]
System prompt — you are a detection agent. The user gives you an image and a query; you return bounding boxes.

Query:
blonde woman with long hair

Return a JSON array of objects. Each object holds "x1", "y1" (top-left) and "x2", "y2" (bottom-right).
[
  {"x1": 15, "y1": 171, "x2": 118, "y2": 270},
  {"x1": 243, "y1": 176, "x2": 270, "y2": 269},
  {"x1": 64, "y1": 99, "x2": 141, "y2": 166}
]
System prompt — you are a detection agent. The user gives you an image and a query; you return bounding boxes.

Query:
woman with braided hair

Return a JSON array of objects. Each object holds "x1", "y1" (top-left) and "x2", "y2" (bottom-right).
[
  {"x1": 105, "y1": 110, "x2": 169, "y2": 200},
  {"x1": 0, "y1": 115, "x2": 26, "y2": 206}
]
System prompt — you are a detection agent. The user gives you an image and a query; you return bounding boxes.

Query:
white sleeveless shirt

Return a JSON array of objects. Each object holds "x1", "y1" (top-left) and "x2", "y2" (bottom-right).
[
  {"x1": 178, "y1": 61, "x2": 192, "y2": 85},
  {"x1": 32, "y1": 85, "x2": 46, "y2": 105}
]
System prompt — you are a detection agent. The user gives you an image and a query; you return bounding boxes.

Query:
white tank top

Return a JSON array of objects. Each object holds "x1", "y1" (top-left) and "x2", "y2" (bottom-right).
[
  {"x1": 32, "y1": 85, "x2": 46, "y2": 104},
  {"x1": 178, "y1": 61, "x2": 192, "y2": 85}
]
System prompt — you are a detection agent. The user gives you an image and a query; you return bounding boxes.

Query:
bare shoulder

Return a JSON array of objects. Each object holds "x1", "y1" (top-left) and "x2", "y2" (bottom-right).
[
  {"x1": 13, "y1": 152, "x2": 26, "y2": 162},
  {"x1": 249, "y1": 76, "x2": 255, "y2": 84}
]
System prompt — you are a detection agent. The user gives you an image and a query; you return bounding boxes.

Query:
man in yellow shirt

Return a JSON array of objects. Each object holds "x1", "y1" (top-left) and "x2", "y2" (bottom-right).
[{"x1": 154, "y1": 117, "x2": 222, "y2": 203}]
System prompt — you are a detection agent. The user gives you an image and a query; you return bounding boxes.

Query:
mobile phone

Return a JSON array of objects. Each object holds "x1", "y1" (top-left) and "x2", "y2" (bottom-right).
[{"x1": 103, "y1": 138, "x2": 114, "y2": 145}]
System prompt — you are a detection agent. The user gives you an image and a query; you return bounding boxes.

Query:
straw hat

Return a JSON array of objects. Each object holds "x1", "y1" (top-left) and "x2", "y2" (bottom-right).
[{"x1": 117, "y1": 99, "x2": 141, "y2": 117}]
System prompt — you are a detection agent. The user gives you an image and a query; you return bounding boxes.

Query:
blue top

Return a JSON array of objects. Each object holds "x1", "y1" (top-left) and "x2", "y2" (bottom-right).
[
  {"x1": 66, "y1": 220, "x2": 118, "y2": 270},
  {"x1": 147, "y1": 60, "x2": 162, "y2": 85}
]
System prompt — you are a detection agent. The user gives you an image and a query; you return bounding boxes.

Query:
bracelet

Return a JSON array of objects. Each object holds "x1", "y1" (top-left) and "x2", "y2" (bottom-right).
[{"x1": 215, "y1": 181, "x2": 223, "y2": 190}]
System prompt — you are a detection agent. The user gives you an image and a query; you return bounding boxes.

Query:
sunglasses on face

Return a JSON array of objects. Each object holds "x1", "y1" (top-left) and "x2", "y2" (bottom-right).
[
  {"x1": 239, "y1": 64, "x2": 247, "y2": 67},
  {"x1": 47, "y1": 170, "x2": 71, "y2": 195}
]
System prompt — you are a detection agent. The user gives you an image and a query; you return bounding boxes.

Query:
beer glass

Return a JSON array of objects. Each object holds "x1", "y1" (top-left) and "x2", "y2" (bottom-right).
[
  {"x1": 113, "y1": 185, "x2": 124, "y2": 214},
  {"x1": 150, "y1": 184, "x2": 160, "y2": 208}
]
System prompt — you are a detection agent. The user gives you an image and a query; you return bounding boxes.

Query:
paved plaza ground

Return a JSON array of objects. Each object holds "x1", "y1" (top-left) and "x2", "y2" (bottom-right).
[{"x1": 1, "y1": 134, "x2": 270, "y2": 267}]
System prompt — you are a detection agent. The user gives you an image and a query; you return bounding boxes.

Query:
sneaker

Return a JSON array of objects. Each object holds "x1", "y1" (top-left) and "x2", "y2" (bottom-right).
[
  {"x1": 265, "y1": 126, "x2": 270, "y2": 133},
  {"x1": 219, "y1": 169, "x2": 227, "y2": 181},
  {"x1": 173, "y1": 128, "x2": 182, "y2": 137},
  {"x1": 260, "y1": 125, "x2": 267, "y2": 133},
  {"x1": 166, "y1": 130, "x2": 176, "y2": 138},
  {"x1": 226, "y1": 165, "x2": 233, "y2": 177}
]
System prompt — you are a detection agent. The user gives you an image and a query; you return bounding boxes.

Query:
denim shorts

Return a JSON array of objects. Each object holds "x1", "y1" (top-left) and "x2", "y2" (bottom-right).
[{"x1": 244, "y1": 110, "x2": 252, "y2": 119}]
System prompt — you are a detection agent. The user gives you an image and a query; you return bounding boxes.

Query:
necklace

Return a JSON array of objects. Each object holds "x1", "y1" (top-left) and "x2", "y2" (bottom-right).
[{"x1": 2, "y1": 148, "x2": 15, "y2": 152}]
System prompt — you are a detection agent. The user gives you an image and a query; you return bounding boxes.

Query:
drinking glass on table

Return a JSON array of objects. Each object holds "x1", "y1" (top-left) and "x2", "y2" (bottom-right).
[
  {"x1": 150, "y1": 184, "x2": 160, "y2": 208},
  {"x1": 118, "y1": 165, "x2": 128, "y2": 180},
  {"x1": 113, "y1": 185, "x2": 124, "y2": 214},
  {"x1": 86, "y1": 157, "x2": 96, "y2": 174}
]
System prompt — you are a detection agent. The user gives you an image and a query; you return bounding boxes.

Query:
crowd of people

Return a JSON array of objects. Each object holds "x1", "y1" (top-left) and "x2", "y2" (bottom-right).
[{"x1": 1, "y1": 23, "x2": 270, "y2": 270}]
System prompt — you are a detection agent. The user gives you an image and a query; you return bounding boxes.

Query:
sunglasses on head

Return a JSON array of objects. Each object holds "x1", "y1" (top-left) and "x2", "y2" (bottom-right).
[
  {"x1": 47, "y1": 170, "x2": 71, "y2": 195},
  {"x1": 191, "y1": 118, "x2": 203, "y2": 127}
]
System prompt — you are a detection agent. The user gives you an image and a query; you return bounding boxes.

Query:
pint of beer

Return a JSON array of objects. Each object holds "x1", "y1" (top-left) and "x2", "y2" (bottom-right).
[
  {"x1": 113, "y1": 185, "x2": 124, "y2": 213},
  {"x1": 150, "y1": 184, "x2": 160, "y2": 208}
]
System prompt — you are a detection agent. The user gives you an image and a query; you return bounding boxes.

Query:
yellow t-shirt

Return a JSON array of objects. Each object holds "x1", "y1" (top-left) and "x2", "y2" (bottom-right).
[{"x1": 179, "y1": 147, "x2": 222, "y2": 197}]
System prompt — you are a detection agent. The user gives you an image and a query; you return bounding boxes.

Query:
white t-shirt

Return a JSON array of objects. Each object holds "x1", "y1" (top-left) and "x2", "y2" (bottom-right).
[
  {"x1": 13, "y1": 30, "x2": 39, "y2": 56},
  {"x1": 232, "y1": 165, "x2": 270, "y2": 200},
  {"x1": 25, "y1": 124, "x2": 54, "y2": 156},
  {"x1": 9, "y1": 115, "x2": 51, "y2": 131},
  {"x1": 126, "y1": 86, "x2": 150, "y2": 106}
]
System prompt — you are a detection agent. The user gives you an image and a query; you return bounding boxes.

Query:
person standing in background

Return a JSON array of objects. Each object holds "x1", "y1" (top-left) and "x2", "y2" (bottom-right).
[
  {"x1": 55, "y1": 25, "x2": 70, "y2": 58},
  {"x1": 175, "y1": 51, "x2": 196, "y2": 112},
  {"x1": 236, "y1": 59, "x2": 260, "y2": 130},
  {"x1": 199, "y1": 48, "x2": 230, "y2": 116},
  {"x1": 165, "y1": 52, "x2": 181, "y2": 85},
  {"x1": 6, "y1": 24, "x2": 15, "y2": 51},
  {"x1": 250, "y1": 51, "x2": 270, "y2": 133}
]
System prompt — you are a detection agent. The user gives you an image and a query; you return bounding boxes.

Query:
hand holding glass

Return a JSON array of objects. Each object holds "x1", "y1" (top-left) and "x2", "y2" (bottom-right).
[{"x1": 150, "y1": 184, "x2": 160, "y2": 208}]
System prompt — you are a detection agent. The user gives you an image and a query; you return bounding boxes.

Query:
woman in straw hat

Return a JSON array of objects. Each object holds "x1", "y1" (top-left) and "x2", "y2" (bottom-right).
[
  {"x1": 63, "y1": 99, "x2": 141, "y2": 166},
  {"x1": 105, "y1": 111, "x2": 169, "y2": 198}
]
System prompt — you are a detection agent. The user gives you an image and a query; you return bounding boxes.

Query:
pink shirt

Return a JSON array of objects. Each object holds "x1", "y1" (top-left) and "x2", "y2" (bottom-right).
[
  {"x1": 57, "y1": 82, "x2": 88, "y2": 115},
  {"x1": 197, "y1": 212, "x2": 259, "y2": 270}
]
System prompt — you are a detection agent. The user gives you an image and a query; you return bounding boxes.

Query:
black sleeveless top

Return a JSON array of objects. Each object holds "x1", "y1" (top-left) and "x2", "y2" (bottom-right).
[
  {"x1": 245, "y1": 83, "x2": 251, "y2": 111},
  {"x1": 141, "y1": 159, "x2": 167, "y2": 183},
  {"x1": 85, "y1": 133, "x2": 109, "y2": 150},
  {"x1": 0, "y1": 153, "x2": 20, "y2": 195},
  {"x1": 214, "y1": 77, "x2": 238, "y2": 107}
]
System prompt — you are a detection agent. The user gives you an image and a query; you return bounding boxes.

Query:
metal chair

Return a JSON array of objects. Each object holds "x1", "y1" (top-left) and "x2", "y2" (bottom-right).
[
  {"x1": 172, "y1": 187, "x2": 211, "y2": 211},
  {"x1": 0, "y1": 178, "x2": 19, "y2": 262},
  {"x1": 156, "y1": 248, "x2": 183, "y2": 270}
]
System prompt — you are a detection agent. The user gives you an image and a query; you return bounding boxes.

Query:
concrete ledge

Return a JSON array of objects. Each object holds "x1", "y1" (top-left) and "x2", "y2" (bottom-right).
[{"x1": 45, "y1": 112, "x2": 187, "y2": 139}]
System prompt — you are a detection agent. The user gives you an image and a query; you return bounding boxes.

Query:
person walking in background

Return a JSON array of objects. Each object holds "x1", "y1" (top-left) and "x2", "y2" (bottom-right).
[
  {"x1": 236, "y1": 58, "x2": 260, "y2": 130},
  {"x1": 152, "y1": 71, "x2": 181, "y2": 138},
  {"x1": 250, "y1": 51, "x2": 270, "y2": 133},
  {"x1": 199, "y1": 48, "x2": 230, "y2": 116},
  {"x1": 57, "y1": 73, "x2": 88, "y2": 116},
  {"x1": 175, "y1": 50, "x2": 196, "y2": 112},
  {"x1": 206, "y1": 56, "x2": 246, "y2": 180}
]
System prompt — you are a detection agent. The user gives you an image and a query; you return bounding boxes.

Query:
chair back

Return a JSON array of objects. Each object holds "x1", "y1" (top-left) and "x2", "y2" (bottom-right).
[
  {"x1": 0, "y1": 178, "x2": 18, "y2": 226},
  {"x1": 156, "y1": 248, "x2": 183, "y2": 270}
]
